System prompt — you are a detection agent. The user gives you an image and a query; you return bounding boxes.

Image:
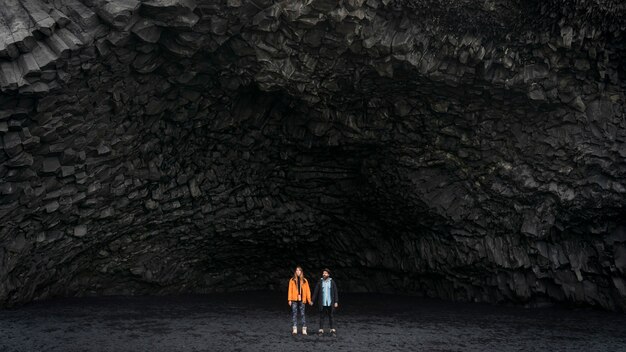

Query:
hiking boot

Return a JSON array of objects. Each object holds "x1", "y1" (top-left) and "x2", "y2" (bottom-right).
[
  {"x1": 317, "y1": 329, "x2": 324, "y2": 336},
  {"x1": 302, "y1": 326, "x2": 308, "y2": 335},
  {"x1": 292, "y1": 326, "x2": 297, "y2": 335},
  {"x1": 330, "y1": 329, "x2": 336, "y2": 337}
]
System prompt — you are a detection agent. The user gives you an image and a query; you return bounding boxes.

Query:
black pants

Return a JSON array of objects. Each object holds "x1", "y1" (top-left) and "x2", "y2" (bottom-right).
[{"x1": 319, "y1": 306, "x2": 334, "y2": 330}]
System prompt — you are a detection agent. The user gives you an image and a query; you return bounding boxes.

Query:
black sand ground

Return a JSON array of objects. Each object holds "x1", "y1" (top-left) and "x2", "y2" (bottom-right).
[{"x1": 0, "y1": 291, "x2": 624, "y2": 352}]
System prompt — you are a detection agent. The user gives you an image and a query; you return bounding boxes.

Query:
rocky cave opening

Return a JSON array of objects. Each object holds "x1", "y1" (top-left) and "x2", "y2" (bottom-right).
[{"x1": 1, "y1": 0, "x2": 625, "y2": 314}]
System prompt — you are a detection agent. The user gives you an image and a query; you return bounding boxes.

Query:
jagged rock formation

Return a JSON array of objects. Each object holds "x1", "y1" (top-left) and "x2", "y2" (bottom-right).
[{"x1": 1, "y1": 0, "x2": 625, "y2": 311}]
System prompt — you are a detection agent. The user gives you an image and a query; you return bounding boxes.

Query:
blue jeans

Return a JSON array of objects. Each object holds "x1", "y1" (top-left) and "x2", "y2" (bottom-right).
[{"x1": 291, "y1": 301, "x2": 306, "y2": 327}]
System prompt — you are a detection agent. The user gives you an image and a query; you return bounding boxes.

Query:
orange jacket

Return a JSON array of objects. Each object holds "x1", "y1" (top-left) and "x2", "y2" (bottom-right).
[{"x1": 288, "y1": 277, "x2": 311, "y2": 303}]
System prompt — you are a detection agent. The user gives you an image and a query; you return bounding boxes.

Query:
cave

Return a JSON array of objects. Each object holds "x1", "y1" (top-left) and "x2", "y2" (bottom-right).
[{"x1": 1, "y1": 0, "x2": 626, "y2": 321}]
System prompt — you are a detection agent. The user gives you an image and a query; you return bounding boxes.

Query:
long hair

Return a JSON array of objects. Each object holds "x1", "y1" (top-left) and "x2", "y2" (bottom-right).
[{"x1": 292, "y1": 266, "x2": 307, "y2": 283}]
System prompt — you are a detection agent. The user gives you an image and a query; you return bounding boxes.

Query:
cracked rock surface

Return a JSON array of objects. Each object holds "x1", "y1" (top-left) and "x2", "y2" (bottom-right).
[{"x1": 1, "y1": 0, "x2": 626, "y2": 310}]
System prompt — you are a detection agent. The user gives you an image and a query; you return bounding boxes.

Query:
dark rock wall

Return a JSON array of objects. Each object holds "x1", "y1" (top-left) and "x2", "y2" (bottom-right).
[{"x1": 1, "y1": 0, "x2": 626, "y2": 310}]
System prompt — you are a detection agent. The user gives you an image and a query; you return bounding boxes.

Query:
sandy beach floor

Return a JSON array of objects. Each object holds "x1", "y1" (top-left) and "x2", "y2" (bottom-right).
[{"x1": 0, "y1": 291, "x2": 624, "y2": 352}]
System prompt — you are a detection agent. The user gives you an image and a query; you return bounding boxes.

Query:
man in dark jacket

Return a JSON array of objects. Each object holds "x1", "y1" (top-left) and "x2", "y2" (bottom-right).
[{"x1": 312, "y1": 268, "x2": 339, "y2": 336}]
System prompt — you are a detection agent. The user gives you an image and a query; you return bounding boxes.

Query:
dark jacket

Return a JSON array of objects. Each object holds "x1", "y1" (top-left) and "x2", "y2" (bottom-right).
[{"x1": 312, "y1": 277, "x2": 339, "y2": 311}]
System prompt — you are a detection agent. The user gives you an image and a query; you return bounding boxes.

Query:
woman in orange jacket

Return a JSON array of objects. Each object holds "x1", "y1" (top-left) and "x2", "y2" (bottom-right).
[{"x1": 288, "y1": 266, "x2": 312, "y2": 335}]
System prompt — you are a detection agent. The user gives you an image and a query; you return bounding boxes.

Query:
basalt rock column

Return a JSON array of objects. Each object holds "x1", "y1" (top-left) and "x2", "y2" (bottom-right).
[{"x1": 0, "y1": 0, "x2": 625, "y2": 311}]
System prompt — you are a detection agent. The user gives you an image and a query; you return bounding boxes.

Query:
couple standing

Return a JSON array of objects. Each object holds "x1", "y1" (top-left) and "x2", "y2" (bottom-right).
[{"x1": 287, "y1": 266, "x2": 339, "y2": 336}]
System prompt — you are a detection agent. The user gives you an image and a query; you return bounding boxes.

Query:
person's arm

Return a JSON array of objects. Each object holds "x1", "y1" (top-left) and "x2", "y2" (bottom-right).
[
  {"x1": 332, "y1": 280, "x2": 339, "y2": 307},
  {"x1": 305, "y1": 280, "x2": 312, "y2": 304},
  {"x1": 312, "y1": 280, "x2": 320, "y2": 306}
]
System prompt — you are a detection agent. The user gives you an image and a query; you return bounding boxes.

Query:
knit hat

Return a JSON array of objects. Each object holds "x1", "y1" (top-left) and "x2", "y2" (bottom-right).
[{"x1": 322, "y1": 268, "x2": 331, "y2": 276}]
